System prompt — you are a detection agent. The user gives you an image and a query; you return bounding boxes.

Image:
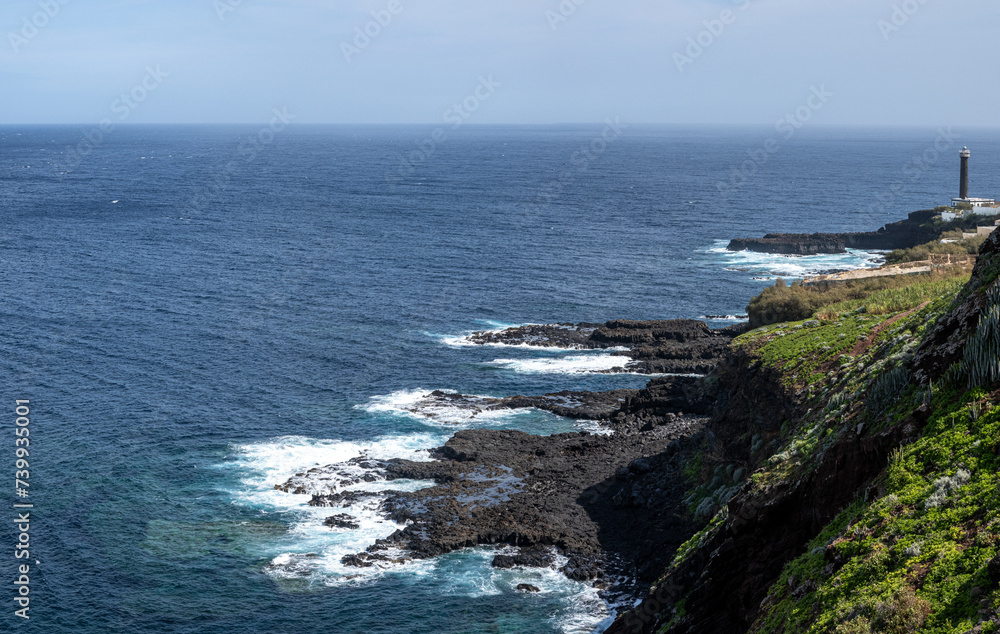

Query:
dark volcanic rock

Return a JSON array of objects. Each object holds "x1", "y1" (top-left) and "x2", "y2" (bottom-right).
[
  {"x1": 467, "y1": 323, "x2": 602, "y2": 348},
  {"x1": 988, "y1": 553, "x2": 1000, "y2": 584},
  {"x1": 324, "y1": 514, "x2": 361, "y2": 530},
  {"x1": 728, "y1": 233, "x2": 847, "y2": 255},
  {"x1": 590, "y1": 320, "x2": 714, "y2": 345},
  {"x1": 412, "y1": 388, "x2": 641, "y2": 422},
  {"x1": 497, "y1": 390, "x2": 636, "y2": 420},
  {"x1": 374, "y1": 423, "x2": 702, "y2": 581},
  {"x1": 609, "y1": 376, "x2": 718, "y2": 433},
  {"x1": 274, "y1": 322, "x2": 741, "y2": 602},
  {"x1": 727, "y1": 209, "x2": 941, "y2": 255},
  {"x1": 492, "y1": 545, "x2": 556, "y2": 569},
  {"x1": 465, "y1": 319, "x2": 741, "y2": 376},
  {"x1": 309, "y1": 490, "x2": 384, "y2": 508},
  {"x1": 287, "y1": 420, "x2": 704, "y2": 588},
  {"x1": 516, "y1": 584, "x2": 541, "y2": 593}
]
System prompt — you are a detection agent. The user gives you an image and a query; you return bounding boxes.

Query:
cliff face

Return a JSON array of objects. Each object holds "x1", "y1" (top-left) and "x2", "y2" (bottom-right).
[
  {"x1": 608, "y1": 239, "x2": 999, "y2": 633},
  {"x1": 608, "y1": 409, "x2": 928, "y2": 633},
  {"x1": 912, "y1": 228, "x2": 1000, "y2": 384}
]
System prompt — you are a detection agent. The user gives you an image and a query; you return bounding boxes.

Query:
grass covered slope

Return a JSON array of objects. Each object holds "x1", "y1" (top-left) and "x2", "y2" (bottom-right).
[
  {"x1": 751, "y1": 276, "x2": 1000, "y2": 632},
  {"x1": 747, "y1": 270, "x2": 972, "y2": 329},
  {"x1": 611, "y1": 231, "x2": 1000, "y2": 634},
  {"x1": 885, "y1": 231, "x2": 987, "y2": 265},
  {"x1": 618, "y1": 276, "x2": 970, "y2": 633},
  {"x1": 754, "y1": 386, "x2": 1000, "y2": 633}
]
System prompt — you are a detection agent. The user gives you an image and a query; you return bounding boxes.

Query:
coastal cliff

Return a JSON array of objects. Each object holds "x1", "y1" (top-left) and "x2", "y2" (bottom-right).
[
  {"x1": 728, "y1": 209, "x2": 998, "y2": 256},
  {"x1": 273, "y1": 224, "x2": 1000, "y2": 633},
  {"x1": 610, "y1": 226, "x2": 1000, "y2": 633}
]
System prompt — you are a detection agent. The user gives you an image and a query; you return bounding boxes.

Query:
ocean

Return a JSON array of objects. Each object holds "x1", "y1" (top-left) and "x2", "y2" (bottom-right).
[{"x1": 2, "y1": 124, "x2": 999, "y2": 633}]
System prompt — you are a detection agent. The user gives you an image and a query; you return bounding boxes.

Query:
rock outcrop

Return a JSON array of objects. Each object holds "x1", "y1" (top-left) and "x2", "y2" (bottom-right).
[
  {"x1": 727, "y1": 233, "x2": 849, "y2": 255},
  {"x1": 408, "y1": 388, "x2": 640, "y2": 422},
  {"x1": 727, "y1": 209, "x2": 942, "y2": 255},
  {"x1": 274, "y1": 357, "x2": 726, "y2": 595},
  {"x1": 606, "y1": 350, "x2": 937, "y2": 633},
  {"x1": 466, "y1": 319, "x2": 746, "y2": 375}
]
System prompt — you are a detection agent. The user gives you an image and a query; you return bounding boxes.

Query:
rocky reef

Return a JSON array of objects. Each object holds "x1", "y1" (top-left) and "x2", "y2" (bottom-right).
[
  {"x1": 467, "y1": 319, "x2": 745, "y2": 375},
  {"x1": 727, "y1": 209, "x2": 943, "y2": 255},
  {"x1": 275, "y1": 374, "x2": 717, "y2": 596}
]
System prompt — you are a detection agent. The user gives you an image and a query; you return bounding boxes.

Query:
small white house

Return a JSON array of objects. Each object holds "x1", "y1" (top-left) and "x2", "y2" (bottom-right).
[{"x1": 952, "y1": 197, "x2": 998, "y2": 212}]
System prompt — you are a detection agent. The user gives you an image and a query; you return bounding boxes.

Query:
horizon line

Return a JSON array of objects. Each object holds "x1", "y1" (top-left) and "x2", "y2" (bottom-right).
[{"x1": 3, "y1": 122, "x2": 999, "y2": 130}]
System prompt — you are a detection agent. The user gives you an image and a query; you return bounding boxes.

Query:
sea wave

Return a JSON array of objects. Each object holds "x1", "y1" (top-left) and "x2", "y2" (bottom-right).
[
  {"x1": 359, "y1": 388, "x2": 537, "y2": 427},
  {"x1": 219, "y1": 434, "x2": 441, "y2": 585},
  {"x1": 485, "y1": 353, "x2": 633, "y2": 375},
  {"x1": 218, "y1": 435, "x2": 615, "y2": 632},
  {"x1": 705, "y1": 240, "x2": 885, "y2": 279},
  {"x1": 431, "y1": 326, "x2": 588, "y2": 351},
  {"x1": 431, "y1": 548, "x2": 615, "y2": 634},
  {"x1": 700, "y1": 314, "x2": 750, "y2": 323}
]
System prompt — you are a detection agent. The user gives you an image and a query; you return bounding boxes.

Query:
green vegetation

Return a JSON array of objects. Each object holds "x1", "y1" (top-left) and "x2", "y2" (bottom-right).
[
  {"x1": 931, "y1": 209, "x2": 1000, "y2": 232},
  {"x1": 885, "y1": 232, "x2": 987, "y2": 265},
  {"x1": 730, "y1": 294, "x2": 948, "y2": 489},
  {"x1": 747, "y1": 270, "x2": 971, "y2": 328},
  {"x1": 651, "y1": 240, "x2": 1000, "y2": 633},
  {"x1": 754, "y1": 385, "x2": 1000, "y2": 634},
  {"x1": 815, "y1": 277, "x2": 970, "y2": 320},
  {"x1": 657, "y1": 273, "x2": 966, "y2": 631},
  {"x1": 739, "y1": 263, "x2": 1000, "y2": 631},
  {"x1": 944, "y1": 282, "x2": 1000, "y2": 390}
]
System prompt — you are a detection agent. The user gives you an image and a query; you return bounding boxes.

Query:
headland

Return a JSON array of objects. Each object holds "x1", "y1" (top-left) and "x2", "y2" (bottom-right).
[{"x1": 277, "y1": 207, "x2": 1000, "y2": 633}]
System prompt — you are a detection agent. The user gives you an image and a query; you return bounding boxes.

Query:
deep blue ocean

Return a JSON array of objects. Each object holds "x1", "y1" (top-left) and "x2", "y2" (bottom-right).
[{"x1": 2, "y1": 125, "x2": 999, "y2": 633}]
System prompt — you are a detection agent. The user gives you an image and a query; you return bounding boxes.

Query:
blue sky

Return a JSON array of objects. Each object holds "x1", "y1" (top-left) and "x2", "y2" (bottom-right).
[{"x1": 1, "y1": 0, "x2": 997, "y2": 125}]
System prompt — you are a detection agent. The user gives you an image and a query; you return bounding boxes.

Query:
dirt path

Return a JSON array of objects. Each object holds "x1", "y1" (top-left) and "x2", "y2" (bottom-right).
[{"x1": 851, "y1": 301, "x2": 931, "y2": 357}]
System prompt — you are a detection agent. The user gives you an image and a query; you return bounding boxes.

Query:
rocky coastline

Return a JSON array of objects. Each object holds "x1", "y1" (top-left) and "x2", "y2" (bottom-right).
[
  {"x1": 468, "y1": 319, "x2": 745, "y2": 375},
  {"x1": 270, "y1": 224, "x2": 1000, "y2": 633},
  {"x1": 727, "y1": 209, "x2": 941, "y2": 255},
  {"x1": 273, "y1": 320, "x2": 738, "y2": 605}
]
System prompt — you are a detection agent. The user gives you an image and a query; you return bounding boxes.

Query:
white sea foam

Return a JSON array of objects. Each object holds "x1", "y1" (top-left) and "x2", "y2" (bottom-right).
[
  {"x1": 705, "y1": 240, "x2": 885, "y2": 279},
  {"x1": 220, "y1": 428, "x2": 618, "y2": 627},
  {"x1": 431, "y1": 319, "x2": 603, "y2": 351},
  {"x1": 486, "y1": 353, "x2": 633, "y2": 375},
  {"x1": 574, "y1": 419, "x2": 615, "y2": 436},
  {"x1": 700, "y1": 315, "x2": 750, "y2": 323},
  {"x1": 359, "y1": 389, "x2": 535, "y2": 427},
  {"x1": 219, "y1": 434, "x2": 442, "y2": 585},
  {"x1": 434, "y1": 329, "x2": 588, "y2": 351},
  {"x1": 430, "y1": 548, "x2": 614, "y2": 634},
  {"x1": 432, "y1": 320, "x2": 530, "y2": 348},
  {"x1": 220, "y1": 434, "x2": 617, "y2": 630}
]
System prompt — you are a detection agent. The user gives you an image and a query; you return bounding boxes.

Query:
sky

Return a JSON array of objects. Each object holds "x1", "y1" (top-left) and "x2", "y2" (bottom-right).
[{"x1": 1, "y1": 0, "x2": 997, "y2": 126}]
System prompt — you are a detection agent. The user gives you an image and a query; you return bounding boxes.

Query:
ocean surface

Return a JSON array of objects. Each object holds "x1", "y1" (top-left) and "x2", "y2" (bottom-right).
[{"x1": 2, "y1": 124, "x2": 1000, "y2": 633}]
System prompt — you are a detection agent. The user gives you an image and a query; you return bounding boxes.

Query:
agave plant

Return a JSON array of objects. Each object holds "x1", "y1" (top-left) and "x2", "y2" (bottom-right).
[
  {"x1": 961, "y1": 282, "x2": 1000, "y2": 389},
  {"x1": 866, "y1": 365, "x2": 911, "y2": 419}
]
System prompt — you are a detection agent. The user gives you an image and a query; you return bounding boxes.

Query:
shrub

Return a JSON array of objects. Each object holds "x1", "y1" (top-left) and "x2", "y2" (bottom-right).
[
  {"x1": 747, "y1": 271, "x2": 970, "y2": 328},
  {"x1": 872, "y1": 586, "x2": 931, "y2": 633},
  {"x1": 835, "y1": 617, "x2": 873, "y2": 634},
  {"x1": 924, "y1": 469, "x2": 971, "y2": 509},
  {"x1": 885, "y1": 232, "x2": 986, "y2": 264}
]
